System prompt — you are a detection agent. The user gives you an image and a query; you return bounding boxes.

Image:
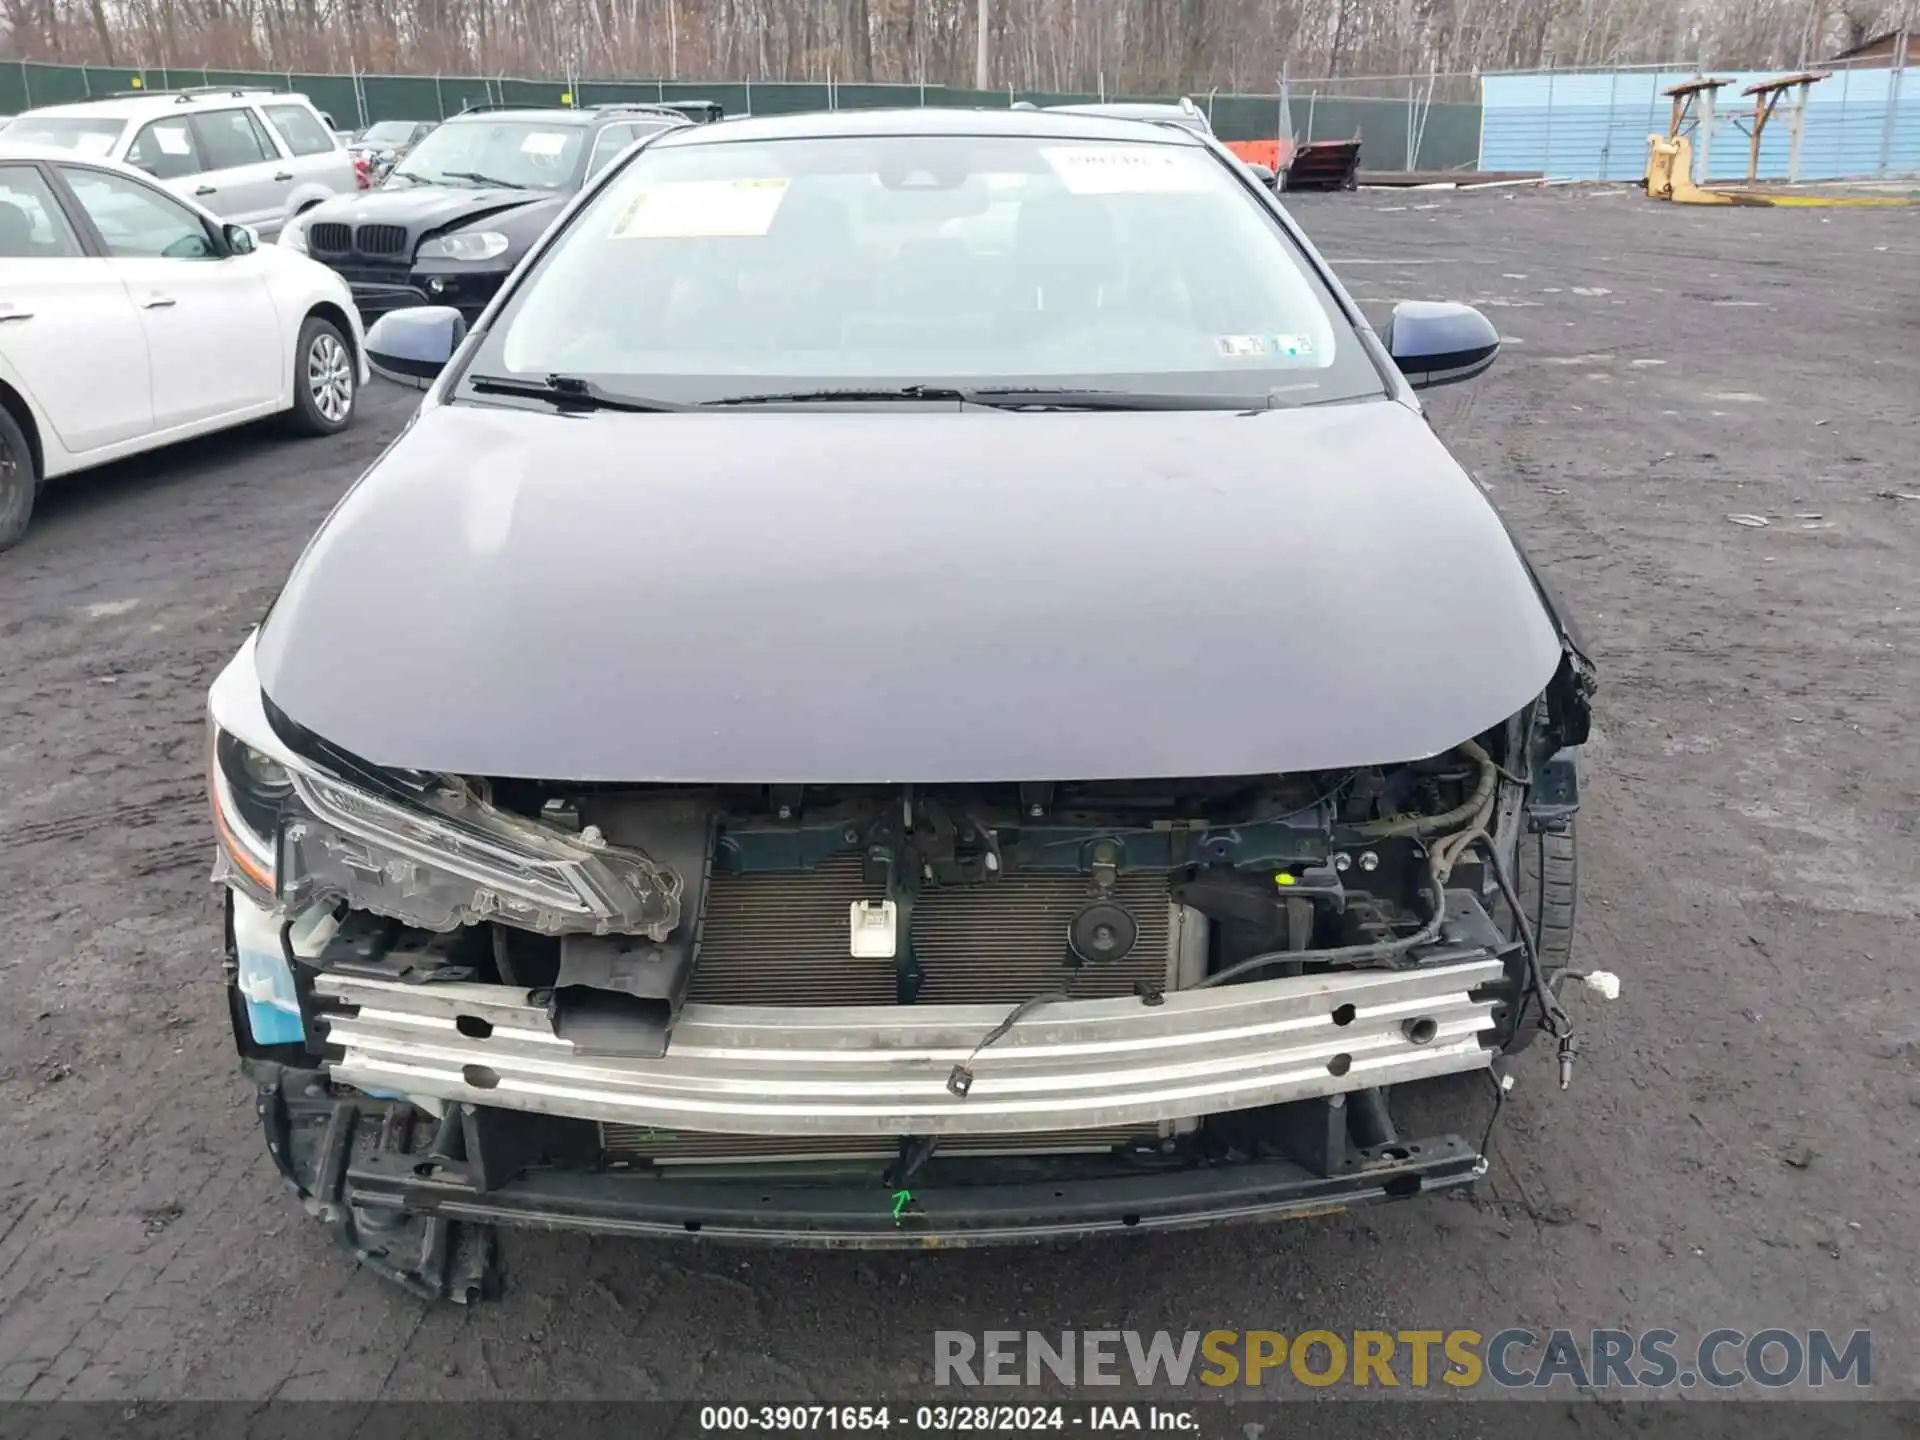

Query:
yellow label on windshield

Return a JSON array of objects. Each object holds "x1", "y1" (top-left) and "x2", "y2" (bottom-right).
[{"x1": 608, "y1": 178, "x2": 791, "y2": 239}]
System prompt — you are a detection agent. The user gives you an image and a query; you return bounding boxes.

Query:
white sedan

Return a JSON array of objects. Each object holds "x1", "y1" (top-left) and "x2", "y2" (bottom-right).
[{"x1": 0, "y1": 143, "x2": 368, "y2": 551}]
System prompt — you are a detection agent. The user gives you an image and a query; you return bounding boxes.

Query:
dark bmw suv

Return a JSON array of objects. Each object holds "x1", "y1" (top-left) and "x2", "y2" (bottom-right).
[{"x1": 279, "y1": 103, "x2": 705, "y2": 321}]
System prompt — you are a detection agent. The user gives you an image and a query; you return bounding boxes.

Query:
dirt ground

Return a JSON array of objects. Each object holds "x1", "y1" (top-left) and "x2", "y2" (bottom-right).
[{"x1": 0, "y1": 187, "x2": 1916, "y2": 1409}]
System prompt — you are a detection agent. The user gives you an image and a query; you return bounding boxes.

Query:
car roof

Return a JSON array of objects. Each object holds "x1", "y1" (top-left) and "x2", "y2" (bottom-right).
[
  {"x1": 12, "y1": 91, "x2": 315, "y2": 120},
  {"x1": 0, "y1": 139, "x2": 154, "y2": 173},
  {"x1": 442, "y1": 108, "x2": 599, "y2": 127},
  {"x1": 650, "y1": 105, "x2": 1208, "y2": 148},
  {"x1": 1047, "y1": 102, "x2": 1211, "y2": 130},
  {"x1": 441, "y1": 105, "x2": 691, "y2": 128},
  {"x1": 0, "y1": 142, "x2": 231, "y2": 220}
]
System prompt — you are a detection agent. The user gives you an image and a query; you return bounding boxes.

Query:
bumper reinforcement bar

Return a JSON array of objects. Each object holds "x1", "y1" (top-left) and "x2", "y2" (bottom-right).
[
  {"x1": 316, "y1": 957, "x2": 1502, "y2": 1137},
  {"x1": 344, "y1": 1134, "x2": 1487, "y2": 1247}
]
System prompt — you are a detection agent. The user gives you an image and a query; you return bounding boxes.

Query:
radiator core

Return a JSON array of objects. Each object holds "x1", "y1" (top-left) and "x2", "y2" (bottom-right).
[{"x1": 600, "y1": 851, "x2": 1205, "y2": 1163}]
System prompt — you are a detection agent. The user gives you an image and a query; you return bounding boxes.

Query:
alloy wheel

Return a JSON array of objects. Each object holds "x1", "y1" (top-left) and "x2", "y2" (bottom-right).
[{"x1": 307, "y1": 332, "x2": 355, "y2": 424}]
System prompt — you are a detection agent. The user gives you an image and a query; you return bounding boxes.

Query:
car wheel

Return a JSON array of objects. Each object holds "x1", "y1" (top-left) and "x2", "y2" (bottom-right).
[
  {"x1": 1501, "y1": 820, "x2": 1578, "y2": 1053},
  {"x1": 287, "y1": 316, "x2": 357, "y2": 436},
  {"x1": 0, "y1": 405, "x2": 37, "y2": 553}
]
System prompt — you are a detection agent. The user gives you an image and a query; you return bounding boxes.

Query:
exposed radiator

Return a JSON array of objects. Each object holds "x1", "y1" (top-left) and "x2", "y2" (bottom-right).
[
  {"x1": 601, "y1": 851, "x2": 1206, "y2": 1163},
  {"x1": 688, "y1": 850, "x2": 1190, "y2": 1005}
]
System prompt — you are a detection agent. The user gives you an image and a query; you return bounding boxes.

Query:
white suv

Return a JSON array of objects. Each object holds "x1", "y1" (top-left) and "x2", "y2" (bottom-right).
[{"x1": 0, "y1": 88, "x2": 356, "y2": 240}]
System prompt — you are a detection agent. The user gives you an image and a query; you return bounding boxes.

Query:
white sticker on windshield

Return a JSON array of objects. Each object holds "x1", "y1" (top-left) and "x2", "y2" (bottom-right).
[
  {"x1": 154, "y1": 126, "x2": 192, "y2": 156},
  {"x1": 73, "y1": 132, "x2": 116, "y2": 157},
  {"x1": 520, "y1": 131, "x2": 569, "y2": 156},
  {"x1": 608, "y1": 178, "x2": 791, "y2": 239},
  {"x1": 1042, "y1": 146, "x2": 1207, "y2": 195},
  {"x1": 1215, "y1": 333, "x2": 1317, "y2": 360}
]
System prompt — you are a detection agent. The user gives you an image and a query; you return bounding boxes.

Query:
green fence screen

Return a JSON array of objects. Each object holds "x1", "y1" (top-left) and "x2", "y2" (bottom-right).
[{"x1": 0, "y1": 60, "x2": 1483, "y2": 171}]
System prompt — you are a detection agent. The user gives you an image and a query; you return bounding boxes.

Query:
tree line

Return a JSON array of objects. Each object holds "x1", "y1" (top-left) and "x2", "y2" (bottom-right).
[{"x1": 2, "y1": 0, "x2": 1910, "y2": 97}]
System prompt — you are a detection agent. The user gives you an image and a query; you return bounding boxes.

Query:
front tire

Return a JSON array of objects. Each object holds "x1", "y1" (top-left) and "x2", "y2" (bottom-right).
[
  {"x1": 286, "y1": 316, "x2": 357, "y2": 437},
  {"x1": 0, "y1": 405, "x2": 37, "y2": 552}
]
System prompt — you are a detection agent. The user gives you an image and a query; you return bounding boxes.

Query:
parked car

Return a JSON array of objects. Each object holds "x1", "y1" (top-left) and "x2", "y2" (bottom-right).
[
  {"x1": 1041, "y1": 98, "x2": 1279, "y2": 186},
  {"x1": 650, "y1": 99, "x2": 725, "y2": 124},
  {"x1": 1043, "y1": 96, "x2": 1215, "y2": 134},
  {"x1": 206, "y1": 106, "x2": 1596, "y2": 1300},
  {"x1": 0, "y1": 89, "x2": 357, "y2": 240},
  {"x1": 279, "y1": 103, "x2": 696, "y2": 324},
  {"x1": 348, "y1": 118, "x2": 437, "y2": 184},
  {"x1": 0, "y1": 143, "x2": 366, "y2": 550}
]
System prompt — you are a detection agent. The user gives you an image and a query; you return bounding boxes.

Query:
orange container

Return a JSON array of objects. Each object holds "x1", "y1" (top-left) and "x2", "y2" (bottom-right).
[{"x1": 1224, "y1": 138, "x2": 1296, "y2": 172}]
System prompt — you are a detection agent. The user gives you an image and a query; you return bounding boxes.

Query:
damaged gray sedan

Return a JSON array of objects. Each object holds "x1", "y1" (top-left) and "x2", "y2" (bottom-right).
[{"x1": 207, "y1": 106, "x2": 1600, "y2": 1300}]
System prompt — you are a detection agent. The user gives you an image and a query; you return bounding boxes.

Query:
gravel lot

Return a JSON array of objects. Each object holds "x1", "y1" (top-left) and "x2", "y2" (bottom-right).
[{"x1": 0, "y1": 187, "x2": 1916, "y2": 1408}]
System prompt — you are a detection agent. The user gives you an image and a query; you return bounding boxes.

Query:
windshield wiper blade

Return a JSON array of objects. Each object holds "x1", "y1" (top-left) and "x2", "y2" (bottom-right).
[
  {"x1": 703, "y1": 386, "x2": 971, "y2": 407},
  {"x1": 962, "y1": 387, "x2": 1275, "y2": 411},
  {"x1": 703, "y1": 385, "x2": 1273, "y2": 412},
  {"x1": 468, "y1": 373, "x2": 688, "y2": 413},
  {"x1": 440, "y1": 170, "x2": 529, "y2": 189}
]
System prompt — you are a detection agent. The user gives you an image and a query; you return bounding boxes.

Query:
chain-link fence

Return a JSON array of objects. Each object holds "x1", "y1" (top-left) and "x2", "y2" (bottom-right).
[
  {"x1": 8, "y1": 56, "x2": 1914, "y2": 180},
  {"x1": 0, "y1": 60, "x2": 1485, "y2": 171}
]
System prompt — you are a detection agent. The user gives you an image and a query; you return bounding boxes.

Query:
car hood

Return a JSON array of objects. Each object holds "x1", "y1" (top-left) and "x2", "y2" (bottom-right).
[
  {"x1": 254, "y1": 399, "x2": 1565, "y2": 784},
  {"x1": 305, "y1": 183, "x2": 555, "y2": 234}
]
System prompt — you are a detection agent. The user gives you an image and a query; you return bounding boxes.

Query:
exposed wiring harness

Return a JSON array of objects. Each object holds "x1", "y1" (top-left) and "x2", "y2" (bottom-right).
[
  {"x1": 945, "y1": 742, "x2": 1507, "y2": 1098},
  {"x1": 946, "y1": 969, "x2": 1078, "y2": 1098},
  {"x1": 1353, "y1": 739, "x2": 1500, "y2": 838},
  {"x1": 1194, "y1": 747, "x2": 1500, "y2": 989},
  {"x1": 1473, "y1": 830, "x2": 1577, "y2": 1087}
]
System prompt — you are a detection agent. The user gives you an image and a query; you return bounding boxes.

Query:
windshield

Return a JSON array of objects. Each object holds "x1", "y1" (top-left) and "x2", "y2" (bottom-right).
[
  {"x1": 387, "y1": 117, "x2": 584, "y2": 190},
  {"x1": 1, "y1": 114, "x2": 126, "y2": 157},
  {"x1": 359, "y1": 121, "x2": 421, "y2": 146},
  {"x1": 478, "y1": 132, "x2": 1380, "y2": 407}
]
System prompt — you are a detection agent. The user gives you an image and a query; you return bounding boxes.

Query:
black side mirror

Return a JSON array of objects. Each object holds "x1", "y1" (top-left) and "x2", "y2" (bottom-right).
[
  {"x1": 366, "y1": 306, "x2": 466, "y2": 389},
  {"x1": 1383, "y1": 301, "x2": 1500, "y2": 389},
  {"x1": 1247, "y1": 162, "x2": 1277, "y2": 187},
  {"x1": 222, "y1": 222, "x2": 257, "y2": 255}
]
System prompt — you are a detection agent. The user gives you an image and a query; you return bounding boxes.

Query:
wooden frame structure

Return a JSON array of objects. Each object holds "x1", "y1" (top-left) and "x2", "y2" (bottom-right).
[
  {"x1": 1738, "y1": 72, "x2": 1827, "y2": 185},
  {"x1": 1660, "y1": 76, "x2": 1733, "y2": 178}
]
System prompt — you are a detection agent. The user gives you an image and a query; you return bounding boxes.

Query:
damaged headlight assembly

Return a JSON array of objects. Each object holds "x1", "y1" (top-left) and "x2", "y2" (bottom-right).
[{"x1": 207, "y1": 640, "x2": 682, "y2": 939}]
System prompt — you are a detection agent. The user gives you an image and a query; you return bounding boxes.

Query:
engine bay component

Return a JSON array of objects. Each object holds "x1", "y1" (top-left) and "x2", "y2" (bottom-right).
[{"x1": 1067, "y1": 899, "x2": 1139, "y2": 966}]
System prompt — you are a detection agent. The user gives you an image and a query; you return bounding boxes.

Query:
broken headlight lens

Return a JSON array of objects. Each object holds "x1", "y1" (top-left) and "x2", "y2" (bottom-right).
[
  {"x1": 280, "y1": 767, "x2": 682, "y2": 939},
  {"x1": 210, "y1": 726, "x2": 290, "y2": 904},
  {"x1": 206, "y1": 714, "x2": 682, "y2": 941}
]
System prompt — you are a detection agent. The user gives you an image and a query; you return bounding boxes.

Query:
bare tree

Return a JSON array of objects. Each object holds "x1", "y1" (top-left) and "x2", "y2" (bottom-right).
[{"x1": 2, "y1": 0, "x2": 1910, "y2": 92}]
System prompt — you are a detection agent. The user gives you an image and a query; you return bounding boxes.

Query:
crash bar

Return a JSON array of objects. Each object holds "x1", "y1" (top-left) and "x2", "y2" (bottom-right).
[{"x1": 317, "y1": 958, "x2": 1502, "y2": 1138}]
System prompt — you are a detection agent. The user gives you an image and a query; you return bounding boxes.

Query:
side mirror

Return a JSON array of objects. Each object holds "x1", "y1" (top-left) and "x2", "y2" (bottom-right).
[
  {"x1": 366, "y1": 305, "x2": 467, "y2": 389},
  {"x1": 1383, "y1": 301, "x2": 1500, "y2": 389},
  {"x1": 222, "y1": 222, "x2": 257, "y2": 255},
  {"x1": 1247, "y1": 162, "x2": 1277, "y2": 187}
]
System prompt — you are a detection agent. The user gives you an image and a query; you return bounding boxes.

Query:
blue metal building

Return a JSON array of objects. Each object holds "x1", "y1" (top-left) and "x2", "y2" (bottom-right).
[{"x1": 1480, "y1": 64, "x2": 1920, "y2": 182}]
